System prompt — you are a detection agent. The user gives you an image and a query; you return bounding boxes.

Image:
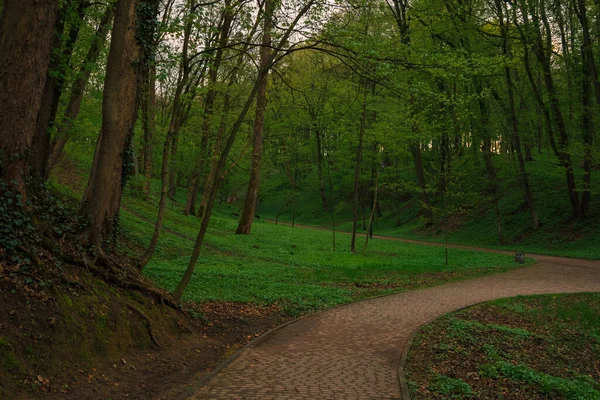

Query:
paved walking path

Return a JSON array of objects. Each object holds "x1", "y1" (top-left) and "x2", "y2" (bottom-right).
[{"x1": 188, "y1": 230, "x2": 600, "y2": 400}]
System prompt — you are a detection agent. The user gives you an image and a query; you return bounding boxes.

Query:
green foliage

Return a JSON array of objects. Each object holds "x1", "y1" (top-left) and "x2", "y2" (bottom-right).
[
  {"x1": 408, "y1": 293, "x2": 600, "y2": 399},
  {"x1": 0, "y1": 180, "x2": 37, "y2": 261},
  {"x1": 109, "y1": 181, "x2": 524, "y2": 315},
  {"x1": 480, "y1": 362, "x2": 600, "y2": 400},
  {"x1": 0, "y1": 336, "x2": 19, "y2": 371},
  {"x1": 428, "y1": 375, "x2": 475, "y2": 398}
]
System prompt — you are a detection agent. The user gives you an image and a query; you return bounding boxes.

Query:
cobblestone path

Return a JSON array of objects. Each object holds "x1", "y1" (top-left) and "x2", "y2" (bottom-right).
[{"x1": 189, "y1": 245, "x2": 600, "y2": 400}]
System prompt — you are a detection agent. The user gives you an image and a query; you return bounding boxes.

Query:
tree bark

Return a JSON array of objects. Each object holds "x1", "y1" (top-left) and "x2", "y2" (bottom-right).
[
  {"x1": 574, "y1": 0, "x2": 597, "y2": 215},
  {"x1": 141, "y1": 65, "x2": 157, "y2": 198},
  {"x1": 46, "y1": 4, "x2": 114, "y2": 177},
  {"x1": 81, "y1": 0, "x2": 156, "y2": 251},
  {"x1": 139, "y1": 0, "x2": 191, "y2": 267},
  {"x1": 185, "y1": 1, "x2": 233, "y2": 216},
  {"x1": 31, "y1": 0, "x2": 89, "y2": 180},
  {"x1": 173, "y1": 0, "x2": 316, "y2": 300},
  {"x1": 497, "y1": 0, "x2": 541, "y2": 229},
  {"x1": 0, "y1": 0, "x2": 59, "y2": 200},
  {"x1": 350, "y1": 83, "x2": 367, "y2": 253},
  {"x1": 315, "y1": 126, "x2": 329, "y2": 212},
  {"x1": 235, "y1": 0, "x2": 273, "y2": 235},
  {"x1": 412, "y1": 143, "x2": 432, "y2": 219}
]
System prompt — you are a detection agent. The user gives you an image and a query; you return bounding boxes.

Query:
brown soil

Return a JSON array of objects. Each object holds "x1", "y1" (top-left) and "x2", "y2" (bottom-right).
[
  {"x1": 0, "y1": 263, "x2": 289, "y2": 400},
  {"x1": 406, "y1": 295, "x2": 600, "y2": 399}
]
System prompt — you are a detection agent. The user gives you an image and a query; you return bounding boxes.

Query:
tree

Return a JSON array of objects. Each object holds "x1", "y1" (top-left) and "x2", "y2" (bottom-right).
[
  {"x1": 80, "y1": 0, "x2": 159, "y2": 252},
  {"x1": 235, "y1": 0, "x2": 274, "y2": 235},
  {"x1": 0, "y1": 0, "x2": 60, "y2": 200}
]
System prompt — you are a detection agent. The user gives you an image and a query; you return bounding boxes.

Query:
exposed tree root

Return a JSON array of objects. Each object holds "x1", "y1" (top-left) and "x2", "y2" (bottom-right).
[
  {"x1": 59, "y1": 251, "x2": 181, "y2": 311},
  {"x1": 127, "y1": 304, "x2": 161, "y2": 347}
]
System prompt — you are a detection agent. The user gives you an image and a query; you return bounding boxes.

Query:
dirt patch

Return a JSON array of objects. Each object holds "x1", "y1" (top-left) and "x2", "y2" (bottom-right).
[
  {"x1": 0, "y1": 265, "x2": 289, "y2": 400},
  {"x1": 406, "y1": 295, "x2": 600, "y2": 399}
]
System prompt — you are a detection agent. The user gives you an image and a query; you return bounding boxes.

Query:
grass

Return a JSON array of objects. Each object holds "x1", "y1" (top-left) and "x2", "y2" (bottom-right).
[
  {"x1": 257, "y1": 154, "x2": 600, "y2": 259},
  {"x1": 118, "y1": 190, "x2": 526, "y2": 314},
  {"x1": 48, "y1": 153, "x2": 529, "y2": 315},
  {"x1": 406, "y1": 293, "x2": 600, "y2": 399}
]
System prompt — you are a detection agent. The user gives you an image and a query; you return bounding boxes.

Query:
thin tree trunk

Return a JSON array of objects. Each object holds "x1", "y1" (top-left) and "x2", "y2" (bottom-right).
[
  {"x1": 412, "y1": 143, "x2": 432, "y2": 219},
  {"x1": 350, "y1": 83, "x2": 367, "y2": 253},
  {"x1": 185, "y1": 2, "x2": 233, "y2": 216},
  {"x1": 0, "y1": 0, "x2": 59, "y2": 200},
  {"x1": 574, "y1": 0, "x2": 597, "y2": 215},
  {"x1": 173, "y1": 0, "x2": 316, "y2": 300},
  {"x1": 364, "y1": 174, "x2": 378, "y2": 250},
  {"x1": 139, "y1": 1, "x2": 192, "y2": 267},
  {"x1": 315, "y1": 126, "x2": 329, "y2": 212},
  {"x1": 141, "y1": 65, "x2": 157, "y2": 198},
  {"x1": 235, "y1": 0, "x2": 273, "y2": 235},
  {"x1": 31, "y1": 0, "x2": 88, "y2": 180},
  {"x1": 46, "y1": 5, "x2": 114, "y2": 177},
  {"x1": 497, "y1": 0, "x2": 541, "y2": 228}
]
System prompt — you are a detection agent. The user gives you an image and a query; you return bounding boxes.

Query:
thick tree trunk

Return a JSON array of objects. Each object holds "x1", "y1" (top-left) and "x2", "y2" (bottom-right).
[
  {"x1": 46, "y1": 5, "x2": 114, "y2": 177},
  {"x1": 0, "y1": 0, "x2": 59, "y2": 200},
  {"x1": 235, "y1": 0, "x2": 272, "y2": 235},
  {"x1": 81, "y1": 0, "x2": 154, "y2": 250}
]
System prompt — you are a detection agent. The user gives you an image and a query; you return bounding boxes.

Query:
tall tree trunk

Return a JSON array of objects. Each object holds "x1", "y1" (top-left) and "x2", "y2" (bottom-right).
[
  {"x1": 30, "y1": 9, "x2": 66, "y2": 180},
  {"x1": 364, "y1": 174, "x2": 378, "y2": 250},
  {"x1": 31, "y1": 0, "x2": 88, "y2": 180},
  {"x1": 46, "y1": 4, "x2": 114, "y2": 177},
  {"x1": 498, "y1": 0, "x2": 541, "y2": 228},
  {"x1": 412, "y1": 143, "x2": 432, "y2": 219},
  {"x1": 173, "y1": 0, "x2": 316, "y2": 300},
  {"x1": 516, "y1": 5, "x2": 581, "y2": 221},
  {"x1": 81, "y1": 0, "x2": 156, "y2": 251},
  {"x1": 185, "y1": 1, "x2": 233, "y2": 216},
  {"x1": 235, "y1": 0, "x2": 273, "y2": 235},
  {"x1": 574, "y1": 0, "x2": 597, "y2": 215},
  {"x1": 139, "y1": 1, "x2": 192, "y2": 267},
  {"x1": 0, "y1": 0, "x2": 59, "y2": 200},
  {"x1": 350, "y1": 83, "x2": 367, "y2": 253},
  {"x1": 533, "y1": 3, "x2": 581, "y2": 220},
  {"x1": 141, "y1": 65, "x2": 157, "y2": 198},
  {"x1": 315, "y1": 126, "x2": 329, "y2": 212}
]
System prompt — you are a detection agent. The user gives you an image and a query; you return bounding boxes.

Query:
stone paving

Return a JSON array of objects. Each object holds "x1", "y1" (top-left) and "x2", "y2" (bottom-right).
[{"x1": 189, "y1": 251, "x2": 600, "y2": 400}]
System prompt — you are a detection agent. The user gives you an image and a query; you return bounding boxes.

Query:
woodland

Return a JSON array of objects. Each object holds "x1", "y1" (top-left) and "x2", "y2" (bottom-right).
[{"x1": 0, "y1": 0, "x2": 599, "y2": 397}]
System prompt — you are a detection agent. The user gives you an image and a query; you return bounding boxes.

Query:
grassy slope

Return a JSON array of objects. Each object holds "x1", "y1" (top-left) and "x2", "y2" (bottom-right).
[
  {"x1": 49, "y1": 153, "x2": 525, "y2": 315},
  {"x1": 120, "y1": 190, "x2": 524, "y2": 315},
  {"x1": 258, "y1": 155, "x2": 600, "y2": 259},
  {"x1": 406, "y1": 293, "x2": 600, "y2": 399}
]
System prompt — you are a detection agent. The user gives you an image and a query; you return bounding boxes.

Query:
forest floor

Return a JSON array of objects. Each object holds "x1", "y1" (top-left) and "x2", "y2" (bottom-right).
[
  {"x1": 407, "y1": 293, "x2": 600, "y2": 399},
  {"x1": 185, "y1": 252, "x2": 600, "y2": 399},
  {"x1": 3, "y1": 155, "x2": 594, "y2": 399}
]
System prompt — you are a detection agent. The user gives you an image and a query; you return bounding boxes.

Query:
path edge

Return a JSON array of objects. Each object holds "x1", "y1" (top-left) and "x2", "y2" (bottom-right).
[
  {"x1": 175, "y1": 287, "x2": 423, "y2": 399},
  {"x1": 397, "y1": 301, "x2": 484, "y2": 400}
]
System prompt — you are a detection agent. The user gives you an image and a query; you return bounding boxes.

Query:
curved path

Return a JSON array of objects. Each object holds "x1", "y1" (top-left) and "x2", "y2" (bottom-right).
[{"x1": 188, "y1": 231, "x2": 600, "y2": 400}]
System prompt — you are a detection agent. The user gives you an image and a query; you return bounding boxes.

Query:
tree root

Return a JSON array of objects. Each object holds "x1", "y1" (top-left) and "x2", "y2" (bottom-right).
[
  {"x1": 59, "y1": 252, "x2": 181, "y2": 312},
  {"x1": 127, "y1": 304, "x2": 161, "y2": 347}
]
